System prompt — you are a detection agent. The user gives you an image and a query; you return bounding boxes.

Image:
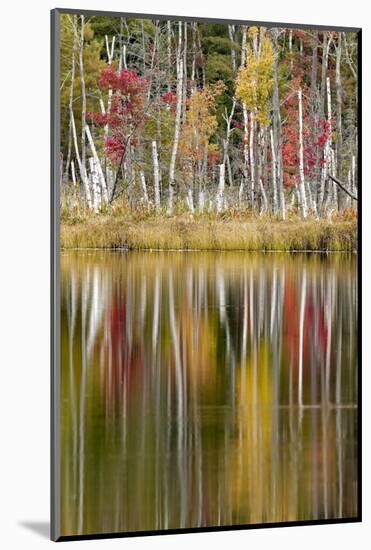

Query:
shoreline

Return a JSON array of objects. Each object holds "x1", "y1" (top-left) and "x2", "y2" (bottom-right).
[{"x1": 61, "y1": 216, "x2": 357, "y2": 252}]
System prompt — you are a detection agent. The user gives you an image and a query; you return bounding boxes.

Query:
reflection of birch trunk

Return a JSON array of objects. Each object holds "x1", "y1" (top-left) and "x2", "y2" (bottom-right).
[
  {"x1": 298, "y1": 269, "x2": 307, "y2": 407},
  {"x1": 152, "y1": 269, "x2": 161, "y2": 353},
  {"x1": 86, "y1": 267, "x2": 104, "y2": 359},
  {"x1": 66, "y1": 271, "x2": 78, "y2": 495},
  {"x1": 78, "y1": 268, "x2": 89, "y2": 535},
  {"x1": 168, "y1": 270, "x2": 186, "y2": 526},
  {"x1": 336, "y1": 309, "x2": 343, "y2": 517}
]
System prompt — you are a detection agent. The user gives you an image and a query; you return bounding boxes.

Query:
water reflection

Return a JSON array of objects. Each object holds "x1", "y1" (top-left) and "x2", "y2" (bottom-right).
[{"x1": 60, "y1": 251, "x2": 358, "y2": 536}]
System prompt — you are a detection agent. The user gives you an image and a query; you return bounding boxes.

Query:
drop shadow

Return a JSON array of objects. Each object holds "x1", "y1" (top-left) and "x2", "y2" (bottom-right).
[{"x1": 19, "y1": 521, "x2": 50, "y2": 539}]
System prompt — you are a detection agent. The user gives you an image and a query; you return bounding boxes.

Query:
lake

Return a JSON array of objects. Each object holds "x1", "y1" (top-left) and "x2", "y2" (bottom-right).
[{"x1": 60, "y1": 251, "x2": 358, "y2": 536}]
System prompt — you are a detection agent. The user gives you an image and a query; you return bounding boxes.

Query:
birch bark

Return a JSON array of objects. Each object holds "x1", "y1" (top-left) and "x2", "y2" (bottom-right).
[
  {"x1": 215, "y1": 164, "x2": 225, "y2": 213},
  {"x1": 152, "y1": 140, "x2": 161, "y2": 209},
  {"x1": 298, "y1": 89, "x2": 308, "y2": 218},
  {"x1": 168, "y1": 22, "x2": 183, "y2": 214},
  {"x1": 85, "y1": 124, "x2": 109, "y2": 203}
]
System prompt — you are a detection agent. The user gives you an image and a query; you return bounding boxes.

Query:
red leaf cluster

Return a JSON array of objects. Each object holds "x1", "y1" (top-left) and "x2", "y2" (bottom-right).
[
  {"x1": 87, "y1": 66, "x2": 148, "y2": 164},
  {"x1": 161, "y1": 91, "x2": 177, "y2": 105},
  {"x1": 282, "y1": 88, "x2": 332, "y2": 187}
]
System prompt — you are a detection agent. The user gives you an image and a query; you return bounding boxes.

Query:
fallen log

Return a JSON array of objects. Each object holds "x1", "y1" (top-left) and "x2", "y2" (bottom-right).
[{"x1": 329, "y1": 174, "x2": 358, "y2": 201}]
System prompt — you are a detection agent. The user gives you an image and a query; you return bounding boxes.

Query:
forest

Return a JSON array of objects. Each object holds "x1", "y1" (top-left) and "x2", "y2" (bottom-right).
[{"x1": 59, "y1": 14, "x2": 359, "y2": 250}]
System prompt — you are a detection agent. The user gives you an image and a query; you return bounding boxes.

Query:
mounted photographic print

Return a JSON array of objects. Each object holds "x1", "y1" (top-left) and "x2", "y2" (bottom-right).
[{"x1": 51, "y1": 8, "x2": 361, "y2": 541}]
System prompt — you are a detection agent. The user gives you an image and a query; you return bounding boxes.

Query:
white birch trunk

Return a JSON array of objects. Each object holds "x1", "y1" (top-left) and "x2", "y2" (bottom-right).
[
  {"x1": 79, "y1": 16, "x2": 87, "y2": 188},
  {"x1": 320, "y1": 76, "x2": 333, "y2": 211},
  {"x1": 241, "y1": 27, "x2": 249, "y2": 193},
  {"x1": 186, "y1": 188, "x2": 195, "y2": 213},
  {"x1": 88, "y1": 157, "x2": 101, "y2": 213},
  {"x1": 84, "y1": 124, "x2": 108, "y2": 203},
  {"x1": 168, "y1": 22, "x2": 183, "y2": 214},
  {"x1": 351, "y1": 154, "x2": 356, "y2": 208},
  {"x1": 215, "y1": 164, "x2": 225, "y2": 213},
  {"x1": 152, "y1": 140, "x2": 161, "y2": 209},
  {"x1": 259, "y1": 178, "x2": 268, "y2": 214},
  {"x1": 198, "y1": 190, "x2": 205, "y2": 213},
  {"x1": 228, "y1": 25, "x2": 237, "y2": 74},
  {"x1": 249, "y1": 112, "x2": 256, "y2": 208},
  {"x1": 64, "y1": 17, "x2": 77, "y2": 184},
  {"x1": 298, "y1": 89, "x2": 308, "y2": 218},
  {"x1": 71, "y1": 160, "x2": 77, "y2": 187},
  {"x1": 70, "y1": 108, "x2": 91, "y2": 209},
  {"x1": 104, "y1": 35, "x2": 115, "y2": 121},
  {"x1": 140, "y1": 171, "x2": 149, "y2": 204},
  {"x1": 167, "y1": 21, "x2": 172, "y2": 92},
  {"x1": 270, "y1": 127, "x2": 278, "y2": 214}
]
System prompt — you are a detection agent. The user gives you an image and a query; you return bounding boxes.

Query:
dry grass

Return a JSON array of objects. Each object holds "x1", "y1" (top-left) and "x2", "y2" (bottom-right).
[{"x1": 60, "y1": 210, "x2": 357, "y2": 252}]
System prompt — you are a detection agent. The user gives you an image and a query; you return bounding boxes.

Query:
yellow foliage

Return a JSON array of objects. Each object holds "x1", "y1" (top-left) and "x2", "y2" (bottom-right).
[
  {"x1": 236, "y1": 35, "x2": 274, "y2": 125},
  {"x1": 179, "y1": 81, "x2": 225, "y2": 164},
  {"x1": 248, "y1": 26, "x2": 259, "y2": 39}
]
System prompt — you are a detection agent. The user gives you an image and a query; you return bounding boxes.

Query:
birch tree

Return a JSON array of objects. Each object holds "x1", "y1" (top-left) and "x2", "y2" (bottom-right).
[
  {"x1": 168, "y1": 22, "x2": 183, "y2": 214},
  {"x1": 298, "y1": 89, "x2": 308, "y2": 218}
]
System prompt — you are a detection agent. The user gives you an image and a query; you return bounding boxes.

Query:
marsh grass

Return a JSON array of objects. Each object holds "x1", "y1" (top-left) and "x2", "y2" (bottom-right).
[{"x1": 60, "y1": 204, "x2": 357, "y2": 251}]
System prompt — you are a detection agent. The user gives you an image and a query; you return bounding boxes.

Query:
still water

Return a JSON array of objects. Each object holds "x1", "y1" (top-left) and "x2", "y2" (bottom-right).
[{"x1": 60, "y1": 251, "x2": 358, "y2": 536}]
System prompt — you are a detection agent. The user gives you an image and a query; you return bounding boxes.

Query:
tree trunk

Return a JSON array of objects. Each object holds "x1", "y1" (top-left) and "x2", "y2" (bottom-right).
[
  {"x1": 71, "y1": 159, "x2": 76, "y2": 187},
  {"x1": 310, "y1": 31, "x2": 319, "y2": 208},
  {"x1": 241, "y1": 26, "x2": 249, "y2": 198},
  {"x1": 167, "y1": 21, "x2": 172, "y2": 92},
  {"x1": 186, "y1": 187, "x2": 195, "y2": 213},
  {"x1": 228, "y1": 25, "x2": 237, "y2": 74},
  {"x1": 319, "y1": 76, "x2": 333, "y2": 211},
  {"x1": 168, "y1": 22, "x2": 183, "y2": 214},
  {"x1": 79, "y1": 16, "x2": 87, "y2": 190},
  {"x1": 335, "y1": 33, "x2": 343, "y2": 209},
  {"x1": 298, "y1": 89, "x2": 308, "y2": 218},
  {"x1": 249, "y1": 112, "x2": 256, "y2": 209},
  {"x1": 271, "y1": 29, "x2": 286, "y2": 219},
  {"x1": 85, "y1": 124, "x2": 108, "y2": 203},
  {"x1": 70, "y1": 106, "x2": 91, "y2": 208},
  {"x1": 64, "y1": 21, "x2": 77, "y2": 185},
  {"x1": 152, "y1": 140, "x2": 161, "y2": 209},
  {"x1": 89, "y1": 157, "x2": 101, "y2": 212},
  {"x1": 215, "y1": 164, "x2": 225, "y2": 213},
  {"x1": 140, "y1": 171, "x2": 149, "y2": 204},
  {"x1": 320, "y1": 33, "x2": 330, "y2": 118},
  {"x1": 223, "y1": 98, "x2": 236, "y2": 187},
  {"x1": 270, "y1": 128, "x2": 278, "y2": 215}
]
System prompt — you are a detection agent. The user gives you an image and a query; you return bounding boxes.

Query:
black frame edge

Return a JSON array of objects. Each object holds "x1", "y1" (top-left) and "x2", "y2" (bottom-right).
[
  {"x1": 357, "y1": 27, "x2": 362, "y2": 524},
  {"x1": 54, "y1": 7, "x2": 361, "y2": 32},
  {"x1": 51, "y1": 7, "x2": 61, "y2": 543},
  {"x1": 56, "y1": 517, "x2": 361, "y2": 542}
]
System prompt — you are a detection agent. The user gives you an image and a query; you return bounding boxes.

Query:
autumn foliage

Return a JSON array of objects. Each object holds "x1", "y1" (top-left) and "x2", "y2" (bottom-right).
[{"x1": 88, "y1": 66, "x2": 148, "y2": 163}]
